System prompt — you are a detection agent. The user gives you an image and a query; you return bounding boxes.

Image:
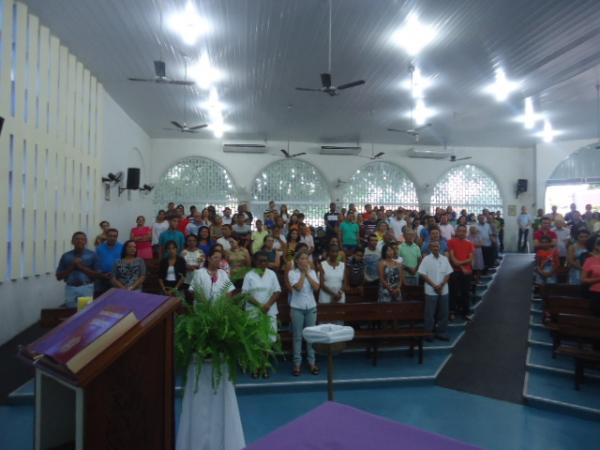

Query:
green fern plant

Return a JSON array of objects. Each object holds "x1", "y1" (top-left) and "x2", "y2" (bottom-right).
[{"x1": 174, "y1": 285, "x2": 280, "y2": 391}]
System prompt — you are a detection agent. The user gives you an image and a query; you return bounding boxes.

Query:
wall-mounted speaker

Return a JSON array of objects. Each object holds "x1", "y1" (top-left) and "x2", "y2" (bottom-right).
[
  {"x1": 0, "y1": 116, "x2": 4, "y2": 136},
  {"x1": 126, "y1": 168, "x2": 140, "y2": 190},
  {"x1": 517, "y1": 179, "x2": 528, "y2": 194}
]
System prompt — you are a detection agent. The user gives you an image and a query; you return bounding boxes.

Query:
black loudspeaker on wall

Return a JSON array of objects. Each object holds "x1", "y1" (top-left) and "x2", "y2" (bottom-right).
[
  {"x1": 0, "y1": 116, "x2": 4, "y2": 136},
  {"x1": 517, "y1": 179, "x2": 528, "y2": 194},
  {"x1": 126, "y1": 168, "x2": 140, "y2": 190}
]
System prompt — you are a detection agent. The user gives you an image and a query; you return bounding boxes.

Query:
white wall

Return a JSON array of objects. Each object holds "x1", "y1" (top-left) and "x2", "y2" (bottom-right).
[
  {"x1": 146, "y1": 138, "x2": 535, "y2": 251},
  {"x1": 99, "y1": 93, "x2": 153, "y2": 238},
  {"x1": 535, "y1": 138, "x2": 598, "y2": 208}
]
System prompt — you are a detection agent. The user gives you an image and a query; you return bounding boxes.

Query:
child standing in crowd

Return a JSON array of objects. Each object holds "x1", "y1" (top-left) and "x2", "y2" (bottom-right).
[
  {"x1": 535, "y1": 236, "x2": 560, "y2": 285},
  {"x1": 345, "y1": 247, "x2": 365, "y2": 296}
]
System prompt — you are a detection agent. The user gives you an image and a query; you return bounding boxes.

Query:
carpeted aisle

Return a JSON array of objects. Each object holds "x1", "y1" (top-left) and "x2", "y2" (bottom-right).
[{"x1": 437, "y1": 254, "x2": 534, "y2": 404}]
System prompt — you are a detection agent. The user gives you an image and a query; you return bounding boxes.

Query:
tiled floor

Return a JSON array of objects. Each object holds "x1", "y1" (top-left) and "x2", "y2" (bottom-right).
[{"x1": 3, "y1": 384, "x2": 600, "y2": 450}]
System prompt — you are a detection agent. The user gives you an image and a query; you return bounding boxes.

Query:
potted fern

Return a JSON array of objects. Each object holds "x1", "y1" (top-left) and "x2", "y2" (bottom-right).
[{"x1": 175, "y1": 286, "x2": 279, "y2": 450}]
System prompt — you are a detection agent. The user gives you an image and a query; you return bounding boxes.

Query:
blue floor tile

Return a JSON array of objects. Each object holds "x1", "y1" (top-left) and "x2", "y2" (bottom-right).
[{"x1": 525, "y1": 370, "x2": 600, "y2": 414}]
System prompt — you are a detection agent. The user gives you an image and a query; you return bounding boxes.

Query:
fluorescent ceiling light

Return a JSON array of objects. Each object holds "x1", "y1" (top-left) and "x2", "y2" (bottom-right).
[
  {"x1": 483, "y1": 68, "x2": 520, "y2": 102},
  {"x1": 167, "y1": 1, "x2": 210, "y2": 46},
  {"x1": 408, "y1": 99, "x2": 435, "y2": 125},
  {"x1": 210, "y1": 121, "x2": 232, "y2": 138},
  {"x1": 200, "y1": 87, "x2": 226, "y2": 114},
  {"x1": 514, "y1": 97, "x2": 542, "y2": 128},
  {"x1": 400, "y1": 66, "x2": 432, "y2": 99},
  {"x1": 392, "y1": 13, "x2": 437, "y2": 56},
  {"x1": 540, "y1": 118, "x2": 555, "y2": 143},
  {"x1": 190, "y1": 54, "x2": 223, "y2": 90}
]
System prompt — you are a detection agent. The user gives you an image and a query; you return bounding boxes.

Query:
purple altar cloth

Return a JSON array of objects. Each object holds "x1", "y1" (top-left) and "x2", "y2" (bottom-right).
[{"x1": 245, "y1": 402, "x2": 483, "y2": 450}]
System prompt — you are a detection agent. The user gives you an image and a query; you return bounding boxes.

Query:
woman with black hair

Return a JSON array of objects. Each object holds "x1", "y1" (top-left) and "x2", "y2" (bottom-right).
[
  {"x1": 378, "y1": 243, "x2": 403, "y2": 303},
  {"x1": 197, "y1": 226, "x2": 214, "y2": 255},
  {"x1": 158, "y1": 240, "x2": 187, "y2": 295},
  {"x1": 111, "y1": 240, "x2": 146, "y2": 291}
]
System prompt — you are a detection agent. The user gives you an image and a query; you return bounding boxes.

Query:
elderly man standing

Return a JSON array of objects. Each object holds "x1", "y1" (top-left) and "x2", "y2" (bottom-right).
[
  {"x1": 418, "y1": 240, "x2": 453, "y2": 341},
  {"x1": 517, "y1": 206, "x2": 531, "y2": 252},
  {"x1": 56, "y1": 232, "x2": 98, "y2": 307}
]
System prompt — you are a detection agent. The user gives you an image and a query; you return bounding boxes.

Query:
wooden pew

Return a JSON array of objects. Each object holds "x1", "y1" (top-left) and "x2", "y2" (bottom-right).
[
  {"x1": 542, "y1": 295, "x2": 595, "y2": 356},
  {"x1": 554, "y1": 313, "x2": 600, "y2": 390},
  {"x1": 540, "y1": 284, "x2": 586, "y2": 301},
  {"x1": 278, "y1": 302, "x2": 431, "y2": 365}
]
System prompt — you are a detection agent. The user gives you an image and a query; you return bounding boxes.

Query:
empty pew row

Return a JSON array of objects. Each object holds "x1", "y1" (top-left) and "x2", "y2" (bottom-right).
[{"x1": 277, "y1": 301, "x2": 432, "y2": 365}]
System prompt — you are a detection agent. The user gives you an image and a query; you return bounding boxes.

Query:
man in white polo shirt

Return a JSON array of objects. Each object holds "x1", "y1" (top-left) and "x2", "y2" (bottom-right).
[{"x1": 418, "y1": 240, "x2": 453, "y2": 341}]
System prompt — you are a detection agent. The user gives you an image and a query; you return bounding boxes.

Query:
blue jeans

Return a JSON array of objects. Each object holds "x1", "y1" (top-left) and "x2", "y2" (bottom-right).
[
  {"x1": 290, "y1": 307, "x2": 317, "y2": 367},
  {"x1": 425, "y1": 294, "x2": 449, "y2": 336},
  {"x1": 65, "y1": 284, "x2": 94, "y2": 308}
]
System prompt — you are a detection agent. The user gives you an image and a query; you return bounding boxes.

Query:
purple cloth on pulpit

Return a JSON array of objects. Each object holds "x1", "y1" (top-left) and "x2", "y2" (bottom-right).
[{"x1": 245, "y1": 401, "x2": 482, "y2": 450}]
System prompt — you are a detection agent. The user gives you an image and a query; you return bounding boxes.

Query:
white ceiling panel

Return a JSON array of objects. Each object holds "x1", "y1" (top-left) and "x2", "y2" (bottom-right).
[{"x1": 22, "y1": 0, "x2": 600, "y2": 147}]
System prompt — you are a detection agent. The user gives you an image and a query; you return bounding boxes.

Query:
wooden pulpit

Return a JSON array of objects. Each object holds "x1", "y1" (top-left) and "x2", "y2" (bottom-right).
[{"x1": 20, "y1": 289, "x2": 180, "y2": 450}]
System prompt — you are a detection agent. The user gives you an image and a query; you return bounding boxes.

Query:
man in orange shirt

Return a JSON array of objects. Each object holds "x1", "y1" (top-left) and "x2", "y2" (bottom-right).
[{"x1": 448, "y1": 224, "x2": 475, "y2": 321}]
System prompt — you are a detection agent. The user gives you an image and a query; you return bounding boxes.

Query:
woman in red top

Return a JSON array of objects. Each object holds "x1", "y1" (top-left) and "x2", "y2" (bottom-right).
[
  {"x1": 130, "y1": 215, "x2": 153, "y2": 260},
  {"x1": 582, "y1": 237, "x2": 600, "y2": 315}
]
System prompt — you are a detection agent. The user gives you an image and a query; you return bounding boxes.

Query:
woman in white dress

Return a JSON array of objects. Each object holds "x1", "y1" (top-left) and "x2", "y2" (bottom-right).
[
  {"x1": 189, "y1": 249, "x2": 235, "y2": 301},
  {"x1": 319, "y1": 245, "x2": 347, "y2": 304}
]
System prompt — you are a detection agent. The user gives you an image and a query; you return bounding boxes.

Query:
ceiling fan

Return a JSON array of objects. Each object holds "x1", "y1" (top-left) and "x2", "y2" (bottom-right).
[
  {"x1": 359, "y1": 143, "x2": 385, "y2": 160},
  {"x1": 335, "y1": 178, "x2": 348, "y2": 188},
  {"x1": 444, "y1": 142, "x2": 471, "y2": 162},
  {"x1": 295, "y1": 0, "x2": 365, "y2": 97},
  {"x1": 449, "y1": 154, "x2": 472, "y2": 162},
  {"x1": 127, "y1": 8, "x2": 193, "y2": 86},
  {"x1": 163, "y1": 58, "x2": 207, "y2": 134},
  {"x1": 128, "y1": 60, "x2": 194, "y2": 86},
  {"x1": 281, "y1": 138, "x2": 306, "y2": 158},
  {"x1": 387, "y1": 123, "x2": 432, "y2": 142},
  {"x1": 281, "y1": 148, "x2": 307, "y2": 159},
  {"x1": 164, "y1": 121, "x2": 208, "y2": 133}
]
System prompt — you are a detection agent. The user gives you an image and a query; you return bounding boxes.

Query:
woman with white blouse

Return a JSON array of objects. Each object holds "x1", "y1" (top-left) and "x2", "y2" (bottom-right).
[
  {"x1": 288, "y1": 251, "x2": 320, "y2": 376},
  {"x1": 319, "y1": 245, "x2": 346, "y2": 304},
  {"x1": 189, "y1": 249, "x2": 235, "y2": 301}
]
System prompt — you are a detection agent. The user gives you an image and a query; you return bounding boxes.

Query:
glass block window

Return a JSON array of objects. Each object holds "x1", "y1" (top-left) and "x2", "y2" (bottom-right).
[
  {"x1": 153, "y1": 157, "x2": 238, "y2": 212},
  {"x1": 341, "y1": 162, "x2": 419, "y2": 211},
  {"x1": 251, "y1": 159, "x2": 330, "y2": 225},
  {"x1": 430, "y1": 164, "x2": 503, "y2": 214}
]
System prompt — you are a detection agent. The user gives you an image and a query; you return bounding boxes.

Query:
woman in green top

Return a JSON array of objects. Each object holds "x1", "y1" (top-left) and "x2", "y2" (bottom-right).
[{"x1": 227, "y1": 238, "x2": 251, "y2": 277}]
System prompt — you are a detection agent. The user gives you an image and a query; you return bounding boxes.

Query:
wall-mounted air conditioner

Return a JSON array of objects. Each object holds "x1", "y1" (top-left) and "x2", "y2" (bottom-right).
[
  {"x1": 223, "y1": 144, "x2": 267, "y2": 153},
  {"x1": 319, "y1": 146, "x2": 362, "y2": 156},
  {"x1": 407, "y1": 148, "x2": 450, "y2": 159}
]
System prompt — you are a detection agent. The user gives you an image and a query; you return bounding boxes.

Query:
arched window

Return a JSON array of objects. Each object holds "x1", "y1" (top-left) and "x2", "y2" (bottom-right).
[
  {"x1": 251, "y1": 159, "x2": 330, "y2": 225},
  {"x1": 430, "y1": 164, "x2": 502, "y2": 214},
  {"x1": 340, "y1": 162, "x2": 419, "y2": 210},
  {"x1": 545, "y1": 144, "x2": 600, "y2": 214},
  {"x1": 153, "y1": 157, "x2": 238, "y2": 212}
]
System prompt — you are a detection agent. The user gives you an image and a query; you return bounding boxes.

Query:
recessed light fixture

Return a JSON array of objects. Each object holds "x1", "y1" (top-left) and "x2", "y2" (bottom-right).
[
  {"x1": 392, "y1": 13, "x2": 437, "y2": 56},
  {"x1": 400, "y1": 66, "x2": 432, "y2": 99},
  {"x1": 484, "y1": 68, "x2": 520, "y2": 102},
  {"x1": 167, "y1": 1, "x2": 210, "y2": 46},
  {"x1": 190, "y1": 54, "x2": 223, "y2": 90}
]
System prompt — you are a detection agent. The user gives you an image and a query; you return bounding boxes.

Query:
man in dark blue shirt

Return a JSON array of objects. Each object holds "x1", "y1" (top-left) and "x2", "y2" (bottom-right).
[
  {"x1": 56, "y1": 231, "x2": 98, "y2": 307},
  {"x1": 324, "y1": 202, "x2": 340, "y2": 240},
  {"x1": 95, "y1": 228, "x2": 123, "y2": 297}
]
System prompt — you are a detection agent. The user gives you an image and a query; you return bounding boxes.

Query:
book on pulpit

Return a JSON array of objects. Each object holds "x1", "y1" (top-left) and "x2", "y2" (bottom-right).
[{"x1": 26, "y1": 289, "x2": 171, "y2": 374}]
